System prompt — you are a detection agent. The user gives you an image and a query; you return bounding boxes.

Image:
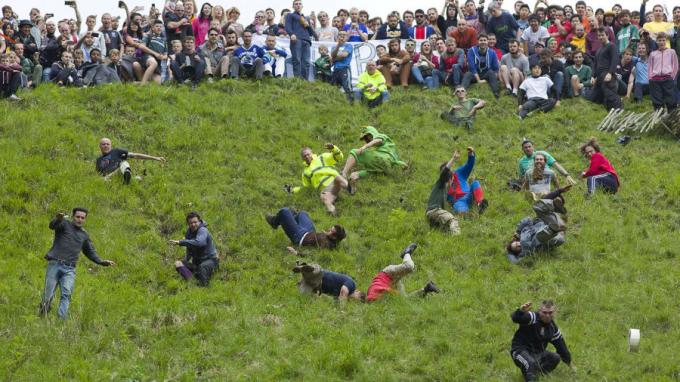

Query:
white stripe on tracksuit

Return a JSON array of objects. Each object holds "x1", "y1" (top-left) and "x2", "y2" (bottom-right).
[
  {"x1": 513, "y1": 351, "x2": 531, "y2": 371},
  {"x1": 587, "y1": 173, "x2": 611, "y2": 194}
]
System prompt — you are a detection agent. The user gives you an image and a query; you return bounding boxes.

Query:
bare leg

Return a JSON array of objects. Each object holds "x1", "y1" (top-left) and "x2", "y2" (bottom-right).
[
  {"x1": 320, "y1": 192, "x2": 337, "y2": 214},
  {"x1": 499, "y1": 65, "x2": 510, "y2": 89},
  {"x1": 132, "y1": 61, "x2": 144, "y2": 81},
  {"x1": 571, "y1": 75, "x2": 580, "y2": 96},
  {"x1": 510, "y1": 68, "x2": 523, "y2": 92},
  {"x1": 341, "y1": 156, "x2": 357, "y2": 178},
  {"x1": 141, "y1": 58, "x2": 158, "y2": 84}
]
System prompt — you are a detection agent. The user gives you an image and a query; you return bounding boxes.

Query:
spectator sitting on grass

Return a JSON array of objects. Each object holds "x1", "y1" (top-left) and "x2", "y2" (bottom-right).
[
  {"x1": 341, "y1": 126, "x2": 408, "y2": 194},
  {"x1": 513, "y1": 139, "x2": 575, "y2": 190},
  {"x1": 506, "y1": 186, "x2": 571, "y2": 264},
  {"x1": 379, "y1": 38, "x2": 412, "y2": 89},
  {"x1": 0, "y1": 53, "x2": 22, "y2": 100},
  {"x1": 96, "y1": 137, "x2": 166, "y2": 185},
  {"x1": 462, "y1": 34, "x2": 501, "y2": 99},
  {"x1": 565, "y1": 50, "x2": 592, "y2": 97},
  {"x1": 500, "y1": 39, "x2": 530, "y2": 97},
  {"x1": 440, "y1": 86, "x2": 485, "y2": 130},
  {"x1": 169, "y1": 212, "x2": 219, "y2": 287},
  {"x1": 365, "y1": 243, "x2": 439, "y2": 303},
  {"x1": 199, "y1": 27, "x2": 229, "y2": 81},
  {"x1": 229, "y1": 30, "x2": 265, "y2": 80},
  {"x1": 355, "y1": 60, "x2": 389, "y2": 108},
  {"x1": 263, "y1": 34, "x2": 287, "y2": 77},
  {"x1": 285, "y1": 143, "x2": 348, "y2": 215},
  {"x1": 518, "y1": 64, "x2": 557, "y2": 120},
  {"x1": 170, "y1": 35, "x2": 207, "y2": 87},
  {"x1": 14, "y1": 43, "x2": 42, "y2": 88},
  {"x1": 265, "y1": 207, "x2": 346, "y2": 249}
]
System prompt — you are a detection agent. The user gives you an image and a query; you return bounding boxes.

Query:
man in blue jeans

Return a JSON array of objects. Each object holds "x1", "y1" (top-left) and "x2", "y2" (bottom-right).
[
  {"x1": 285, "y1": 0, "x2": 316, "y2": 80},
  {"x1": 331, "y1": 30, "x2": 354, "y2": 103},
  {"x1": 40, "y1": 208, "x2": 115, "y2": 319},
  {"x1": 265, "y1": 207, "x2": 346, "y2": 249}
]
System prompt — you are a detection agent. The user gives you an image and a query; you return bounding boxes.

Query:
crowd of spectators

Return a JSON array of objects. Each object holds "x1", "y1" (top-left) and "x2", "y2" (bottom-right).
[{"x1": 0, "y1": 0, "x2": 678, "y2": 111}]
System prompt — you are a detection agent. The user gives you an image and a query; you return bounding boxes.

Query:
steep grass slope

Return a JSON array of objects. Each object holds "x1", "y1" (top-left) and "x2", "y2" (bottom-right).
[{"x1": 1, "y1": 80, "x2": 679, "y2": 381}]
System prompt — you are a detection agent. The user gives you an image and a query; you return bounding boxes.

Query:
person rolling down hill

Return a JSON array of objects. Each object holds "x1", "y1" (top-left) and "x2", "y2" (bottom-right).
[
  {"x1": 506, "y1": 186, "x2": 571, "y2": 264},
  {"x1": 291, "y1": 261, "x2": 365, "y2": 301},
  {"x1": 265, "y1": 207, "x2": 346, "y2": 249},
  {"x1": 426, "y1": 149, "x2": 462, "y2": 235},
  {"x1": 285, "y1": 143, "x2": 349, "y2": 215},
  {"x1": 446, "y1": 146, "x2": 489, "y2": 215},
  {"x1": 169, "y1": 212, "x2": 219, "y2": 287},
  {"x1": 510, "y1": 300, "x2": 575, "y2": 381},
  {"x1": 365, "y1": 243, "x2": 439, "y2": 303},
  {"x1": 340, "y1": 126, "x2": 407, "y2": 194},
  {"x1": 96, "y1": 137, "x2": 165, "y2": 185}
]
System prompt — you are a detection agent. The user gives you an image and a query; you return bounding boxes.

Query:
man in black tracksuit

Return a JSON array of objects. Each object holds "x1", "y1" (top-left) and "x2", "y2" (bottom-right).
[
  {"x1": 510, "y1": 300, "x2": 574, "y2": 381},
  {"x1": 590, "y1": 27, "x2": 622, "y2": 110}
]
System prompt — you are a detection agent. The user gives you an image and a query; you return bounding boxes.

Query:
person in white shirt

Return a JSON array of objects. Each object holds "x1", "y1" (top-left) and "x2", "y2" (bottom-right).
[{"x1": 518, "y1": 64, "x2": 557, "y2": 119}]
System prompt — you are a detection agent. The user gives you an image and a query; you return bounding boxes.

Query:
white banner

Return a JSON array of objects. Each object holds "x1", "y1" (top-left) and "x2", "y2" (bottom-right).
[{"x1": 252, "y1": 35, "x2": 424, "y2": 85}]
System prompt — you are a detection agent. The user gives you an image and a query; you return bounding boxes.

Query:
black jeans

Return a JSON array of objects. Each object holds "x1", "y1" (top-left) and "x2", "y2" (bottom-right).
[
  {"x1": 170, "y1": 60, "x2": 206, "y2": 84},
  {"x1": 512, "y1": 349, "x2": 561, "y2": 382},
  {"x1": 0, "y1": 72, "x2": 21, "y2": 97},
  {"x1": 520, "y1": 97, "x2": 557, "y2": 118},
  {"x1": 650, "y1": 78, "x2": 677, "y2": 111},
  {"x1": 462, "y1": 70, "x2": 499, "y2": 96},
  {"x1": 591, "y1": 72, "x2": 622, "y2": 110}
]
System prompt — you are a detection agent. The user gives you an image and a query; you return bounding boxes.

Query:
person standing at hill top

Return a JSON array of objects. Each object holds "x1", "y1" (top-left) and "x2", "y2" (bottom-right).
[
  {"x1": 285, "y1": 143, "x2": 348, "y2": 215},
  {"x1": 96, "y1": 137, "x2": 165, "y2": 185},
  {"x1": 39, "y1": 208, "x2": 115, "y2": 319},
  {"x1": 340, "y1": 126, "x2": 407, "y2": 195}
]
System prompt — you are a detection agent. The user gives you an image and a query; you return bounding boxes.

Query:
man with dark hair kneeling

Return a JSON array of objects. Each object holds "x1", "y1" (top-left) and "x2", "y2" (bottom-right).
[
  {"x1": 169, "y1": 212, "x2": 219, "y2": 287},
  {"x1": 266, "y1": 207, "x2": 346, "y2": 249},
  {"x1": 510, "y1": 300, "x2": 575, "y2": 381}
]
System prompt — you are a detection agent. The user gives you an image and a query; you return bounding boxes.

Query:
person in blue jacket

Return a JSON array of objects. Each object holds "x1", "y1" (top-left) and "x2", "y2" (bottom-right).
[
  {"x1": 169, "y1": 212, "x2": 219, "y2": 286},
  {"x1": 229, "y1": 30, "x2": 265, "y2": 80},
  {"x1": 446, "y1": 146, "x2": 489, "y2": 215},
  {"x1": 462, "y1": 34, "x2": 501, "y2": 98}
]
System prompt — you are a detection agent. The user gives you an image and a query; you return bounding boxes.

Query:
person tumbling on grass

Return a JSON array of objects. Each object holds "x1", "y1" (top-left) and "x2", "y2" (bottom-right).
[
  {"x1": 365, "y1": 243, "x2": 439, "y2": 303},
  {"x1": 506, "y1": 186, "x2": 571, "y2": 264},
  {"x1": 510, "y1": 300, "x2": 576, "y2": 382},
  {"x1": 426, "y1": 149, "x2": 462, "y2": 235},
  {"x1": 340, "y1": 126, "x2": 408, "y2": 195},
  {"x1": 96, "y1": 137, "x2": 166, "y2": 185},
  {"x1": 265, "y1": 207, "x2": 346, "y2": 249},
  {"x1": 445, "y1": 146, "x2": 489, "y2": 216},
  {"x1": 440, "y1": 86, "x2": 486, "y2": 130},
  {"x1": 291, "y1": 261, "x2": 365, "y2": 301},
  {"x1": 169, "y1": 212, "x2": 220, "y2": 287},
  {"x1": 284, "y1": 143, "x2": 349, "y2": 215},
  {"x1": 40, "y1": 208, "x2": 115, "y2": 320}
]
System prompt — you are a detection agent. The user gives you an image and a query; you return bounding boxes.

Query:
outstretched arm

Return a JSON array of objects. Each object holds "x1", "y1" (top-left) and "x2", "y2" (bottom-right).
[
  {"x1": 355, "y1": 138, "x2": 384, "y2": 154},
  {"x1": 128, "y1": 152, "x2": 166, "y2": 161}
]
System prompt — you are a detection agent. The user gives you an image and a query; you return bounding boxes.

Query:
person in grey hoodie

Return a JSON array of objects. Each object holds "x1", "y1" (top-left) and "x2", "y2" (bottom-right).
[
  {"x1": 40, "y1": 208, "x2": 115, "y2": 319},
  {"x1": 506, "y1": 186, "x2": 571, "y2": 263},
  {"x1": 169, "y1": 212, "x2": 219, "y2": 286}
]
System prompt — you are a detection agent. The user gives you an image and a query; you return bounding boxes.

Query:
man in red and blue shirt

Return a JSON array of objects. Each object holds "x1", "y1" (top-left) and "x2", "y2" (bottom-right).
[{"x1": 447, "y1": 147, "x2": 488, "y2": 214}]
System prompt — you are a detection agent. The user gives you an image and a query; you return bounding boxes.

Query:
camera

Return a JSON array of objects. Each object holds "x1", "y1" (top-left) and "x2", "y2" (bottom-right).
[
  {"x1": 64, "y1": 0, "x2": 76, "y2": 5},
  {"x1": 91, "y1": 32, "x2": 99, "y2": 37}
]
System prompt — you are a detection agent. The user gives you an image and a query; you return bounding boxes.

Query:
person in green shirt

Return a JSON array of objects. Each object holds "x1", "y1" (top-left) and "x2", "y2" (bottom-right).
[
  {"x1": 340, "y1": 126, "x2": 408, "y2": 194},
  {"x1": 510, "y1": 139, "x2": 575, "y2": 191},
  {"x1": 314, "y1": 45, "x2": 332, "y2": 83},
  {"x1": 616, "y1": 10, "x2": 639, "y2": 53},
  {"x1": 566, "y1": 50, "x2": 592, "y2": 97},
  {"x1": 440, "y1": 86, "x2": 486, "y2": 130}
]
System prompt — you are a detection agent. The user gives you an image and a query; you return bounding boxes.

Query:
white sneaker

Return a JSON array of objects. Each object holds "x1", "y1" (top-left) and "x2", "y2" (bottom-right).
[{"x1": 8, "y1": 94, "x2": 21, "y2": 101}]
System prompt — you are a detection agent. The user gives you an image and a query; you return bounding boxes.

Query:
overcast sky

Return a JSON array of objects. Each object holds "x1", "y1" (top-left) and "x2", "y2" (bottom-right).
[{"x1": 7, "y1": 0, "x2": 671, "y2": 26}]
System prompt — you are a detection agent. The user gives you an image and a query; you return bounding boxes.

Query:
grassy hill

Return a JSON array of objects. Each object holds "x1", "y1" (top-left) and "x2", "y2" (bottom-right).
[{"x1": 1, "y1": 80, "x2": 679, "y2": 381}]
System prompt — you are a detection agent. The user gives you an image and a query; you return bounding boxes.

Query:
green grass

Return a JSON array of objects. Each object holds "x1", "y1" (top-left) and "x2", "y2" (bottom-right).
[{"x1": 1, "y1": 80, "x2": 679, "y2": 381}]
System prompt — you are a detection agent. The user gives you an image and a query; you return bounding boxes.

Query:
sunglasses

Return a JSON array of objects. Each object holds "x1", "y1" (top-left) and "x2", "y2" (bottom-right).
[
  {"x1": 406, "y1": 43, "x2": 415, "y2": 47},
  {"x1": 455, "y1": 90, "x2": 466, "y2": 93},
  {"x1": 209, "y1": 33, "x2": 218, "y2": 36},
  {"x1": 415, "y1": 15, "x2": 425, "y2": 18}
]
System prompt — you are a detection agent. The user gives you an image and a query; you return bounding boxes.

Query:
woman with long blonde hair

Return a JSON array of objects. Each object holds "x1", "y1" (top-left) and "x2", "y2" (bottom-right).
[{"x1": 211, "y1": 5, "x2": 228, "y2": 28}]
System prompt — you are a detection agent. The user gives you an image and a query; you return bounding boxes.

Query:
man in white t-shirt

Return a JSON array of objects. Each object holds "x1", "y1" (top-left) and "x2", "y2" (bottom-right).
[
  {"x1": 518, "y1": 64, "x2": 557, "y2": 119},
  {"x1": 521, "y1": 15, "x2": 550, "y2": 55},
  {"x1": 315, "y1": 11, "x2": 338, "y2": 42}
]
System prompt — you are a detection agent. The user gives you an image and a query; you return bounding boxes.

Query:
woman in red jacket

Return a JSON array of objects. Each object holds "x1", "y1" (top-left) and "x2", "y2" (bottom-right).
[{"x1": 580, "y1": 138, "x2": 619, "y2": 195}]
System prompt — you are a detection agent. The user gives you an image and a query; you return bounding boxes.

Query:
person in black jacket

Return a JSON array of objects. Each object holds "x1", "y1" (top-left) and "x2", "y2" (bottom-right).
[
  {"x1": 39, "y1": 208, "x2": 115, "y2": 319},
  {"x1": 510, "y1": 300, "x2": 575, "y2": 381},
  {"x1": 590, "y1": 27, "x2": 622, "y2": 110}
]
